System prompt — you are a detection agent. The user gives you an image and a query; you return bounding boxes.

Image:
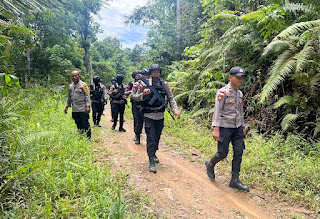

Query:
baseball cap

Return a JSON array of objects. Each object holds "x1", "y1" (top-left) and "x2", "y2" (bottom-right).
[{"x1": 230, "y1": 66, "x2": 245, "y2": 76}]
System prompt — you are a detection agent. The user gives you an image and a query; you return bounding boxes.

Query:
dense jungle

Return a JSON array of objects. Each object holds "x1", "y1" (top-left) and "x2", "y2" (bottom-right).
[{"x1": 1, "y1": 0, "x2": 320, "y2": 218}]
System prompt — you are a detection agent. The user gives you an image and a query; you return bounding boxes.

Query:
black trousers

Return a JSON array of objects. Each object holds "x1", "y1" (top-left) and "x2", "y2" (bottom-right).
[
  {"x1": 144, "y1": 117, "x2": 164, "y2": 157},
  {"x1": 92, "y1": 102, "x2": 103, "y2": 124},
  {"x1": 132, "y1": 106, "x2": 144, "y2": 136},
  {"x1": 72, "y1": 112, "x2": 91, "y2": 139},
  {"x1": 214, "y1": 127, "x2": 245, "y2": 173},
  {"x1": 112, "y1": 102, "x2": 125, "y2": 128}
]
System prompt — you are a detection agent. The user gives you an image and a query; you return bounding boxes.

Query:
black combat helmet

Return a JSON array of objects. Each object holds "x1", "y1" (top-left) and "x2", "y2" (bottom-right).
[
  {"x1": 141, "y1": 68, "x2": 149, "y2": 75},
  {"x1": 111, "y1": 77, "x2": 116, "y2": 82},
  {"x1": 149, "y1": 64, "x2": 162, "y2": 75},
  {"x1": 93, "y1": 76, "x2": 100, "y2": 85},
  {"x1": 116, "y1": 74, "x2": 124, "y2": 79},
  {"x1": 132, "y1": 70, "x2": 140, "y2": 79}
]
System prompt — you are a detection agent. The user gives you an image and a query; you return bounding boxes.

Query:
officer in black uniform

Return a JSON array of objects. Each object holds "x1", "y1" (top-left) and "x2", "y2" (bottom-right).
[
  {"x1": 109, "y1": 74, "x2": 128, "y2": 132},
  {"x1": 205, "y1": 66, "x2": 249, "y2": 192},
  {"x1": 109, "y1": 77, "x2": 116, "y2": 122},
  {"x1": 90, "y1": 76, "x2": 108, "y2": 127},
  {"x1": 129, "y1": 70, "x2": 144, "y2": 144},
  {"x1": 131, "y1": 64, "x2": 180, "y2": 173}
]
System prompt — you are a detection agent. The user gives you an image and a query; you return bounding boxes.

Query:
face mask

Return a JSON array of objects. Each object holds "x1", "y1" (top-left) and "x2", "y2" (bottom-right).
[{"x1": 117, "y1": 79, "x2": 122, "y2": 84}]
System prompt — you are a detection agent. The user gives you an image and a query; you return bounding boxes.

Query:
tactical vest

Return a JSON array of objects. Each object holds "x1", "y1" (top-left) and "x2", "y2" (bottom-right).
[
  {"x1": 143, "y1": 80, "x2": 167, "y2": 113},
  {"x1": 113, "y1": 83, "x2": 125, "y2": 100},
  {"x1": 91, "y1": 85, "x2": 104, "y2": 103}
]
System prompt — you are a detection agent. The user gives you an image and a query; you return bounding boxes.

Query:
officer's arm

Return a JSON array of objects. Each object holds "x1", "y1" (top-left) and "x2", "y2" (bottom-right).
[
  {"x1": 164, "y1": 82, "x2": 179, "y2": 116},
  {"x1": 211, "y1": 90, "x2": 225, "y2": 128},
  {"x1": 102, "y1": 86, "x2": 108, "y2": 102},
  {"x1": 131, "y1": 82, "x2": 145, "y2": 102},
  {"x1": 66, "y1": 88, "x2": 72, "y2": 108}
]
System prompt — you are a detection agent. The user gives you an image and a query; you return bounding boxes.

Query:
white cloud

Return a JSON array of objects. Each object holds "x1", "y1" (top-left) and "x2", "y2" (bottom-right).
[{"x1": 94, "y1": 0, "x2": 149, "y2": 48}]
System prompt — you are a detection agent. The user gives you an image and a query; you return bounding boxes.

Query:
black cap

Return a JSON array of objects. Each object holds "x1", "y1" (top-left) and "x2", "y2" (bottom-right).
[{"x1": 230, "y1": 66, "x2": 245, "y2": 76}]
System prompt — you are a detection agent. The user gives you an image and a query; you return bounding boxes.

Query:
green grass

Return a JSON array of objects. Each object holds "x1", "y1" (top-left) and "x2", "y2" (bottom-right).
[
  {"x1": 0, "y1": 86, "x2": 154, "y2": 218},
  {"x1": 163, "y1": 111, "x2": 320, "y2": 212}
]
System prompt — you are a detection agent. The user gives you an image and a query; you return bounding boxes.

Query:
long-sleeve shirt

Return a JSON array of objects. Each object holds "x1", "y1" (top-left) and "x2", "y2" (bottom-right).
[
  {"x1": 66, "y1": 80, "x2": 91, "y2": 112},
  {"x1": 212, "y1": 83, "x2": 244, "y2": 128},
  {"x1": 131, "y1": 78, "x2": 179, "y2": 120}
]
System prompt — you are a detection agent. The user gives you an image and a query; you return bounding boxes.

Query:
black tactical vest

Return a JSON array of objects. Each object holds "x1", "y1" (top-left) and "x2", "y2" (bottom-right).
[
  {"x1": 143, "y1": 80, "x2": 167, "y2": 113},
  {"x1": 91, "y1": 85, "x2": 104, "y2": 103}
]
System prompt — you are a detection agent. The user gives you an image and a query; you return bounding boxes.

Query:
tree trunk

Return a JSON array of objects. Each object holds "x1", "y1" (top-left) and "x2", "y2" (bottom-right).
[
  {"x1": 25, "y1": 49, "x2": 30, "y2": 83},
  {"x1": 176, "y1": 0, "x2": 181, "y2": 59},
  {"x1": 84, "y1": 44, "x2": 93, "y2": 84}
]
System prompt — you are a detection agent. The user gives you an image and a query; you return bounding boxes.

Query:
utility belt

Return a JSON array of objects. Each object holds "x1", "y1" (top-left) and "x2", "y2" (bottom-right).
[{"x1": 143, "y1": 106, "x2": 165, "y2": 114}]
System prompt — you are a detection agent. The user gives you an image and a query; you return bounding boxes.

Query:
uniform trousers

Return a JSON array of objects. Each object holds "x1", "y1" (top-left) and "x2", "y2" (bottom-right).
[
  {"x1": 112, "y1": 102, "x2": 125, "y2": 127},
  {"x1": 92, "y1": 102, "x2": 103, "y2": 124},
  {"x1": 132, "y1": 105, "x2": 144, "y2": 136},
  {"x1": 215, "y1": 127, "x2": 245, "y2": 173},
  {"x1": 72, "y1": 112, "x2": 91, "y2": 139},
  {"x1": 144, "y1": 117, "x2": 164, "y2": 157}
]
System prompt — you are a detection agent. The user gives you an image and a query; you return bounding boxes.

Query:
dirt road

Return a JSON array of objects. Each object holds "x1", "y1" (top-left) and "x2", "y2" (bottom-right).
[{"x1": 93, "y1": 106, "x2": 313, "y2": 218}]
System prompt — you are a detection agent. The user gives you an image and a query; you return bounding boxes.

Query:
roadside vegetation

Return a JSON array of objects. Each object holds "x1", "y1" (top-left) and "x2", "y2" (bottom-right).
[{"x1": 0, "y1": 86, "x2": 154, "y2": 218}]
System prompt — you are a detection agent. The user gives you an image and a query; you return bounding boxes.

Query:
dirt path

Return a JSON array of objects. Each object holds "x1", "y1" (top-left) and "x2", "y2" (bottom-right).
[{"x1": 93, "y1": 106, "x2": 313, "y2": 218}]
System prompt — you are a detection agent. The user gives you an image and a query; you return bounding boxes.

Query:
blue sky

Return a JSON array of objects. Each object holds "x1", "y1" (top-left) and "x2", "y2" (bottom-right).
[{"x1": 95, "y1": 0, "x2": 148, "y2": 49}]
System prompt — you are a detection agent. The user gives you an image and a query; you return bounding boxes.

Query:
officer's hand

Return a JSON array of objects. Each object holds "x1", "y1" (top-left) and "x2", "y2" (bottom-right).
[
  {"x1": 212, "y1": 127, "x2": 220, "y2": 141},
  {"x1": 243, "y1": 127, "x2": 246, "y2": 137},
  {"x1": 175, "y1": 112, "x2": 180, "y2": 119},
  {"x1": 64, "y1": 107, "x2": 68, "y2": 114},
  {"x1": 112, "y1": 89, "x2": 118, "y2": 94},
  {"x1": 86, "y1": 106, "x2": 90, "y2": 114},
  {"x1": 143, "y1": 89, "x2": 151, "y2": 95}
]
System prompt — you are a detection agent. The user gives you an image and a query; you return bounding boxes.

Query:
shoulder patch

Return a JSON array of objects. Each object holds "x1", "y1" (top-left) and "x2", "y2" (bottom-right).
[
  {"x1": 82, "y1": 83, "x2": 89, "y2": 94},
  {"x1": 218, "y1": 90, "x2": 225, "y2": 95},
  {"x1": 218, "y1": 95, "x2": 223, "y2": 101}
]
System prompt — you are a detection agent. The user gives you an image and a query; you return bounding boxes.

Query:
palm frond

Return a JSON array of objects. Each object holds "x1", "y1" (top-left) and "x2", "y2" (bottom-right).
[
  {"x1": 273, "y1": 96, "x2": 297, "y2": 109},
  {"x1": 212, "y1": 13, "x2": 239, "y2": 21},
  {"x1": 191, "y1": 107, "x2": 210, "y2": 118},
  {"x1": 275, "y1": 20, "x2": 320, "y2": 40},
  {"x1": 259, "y1": 51, "x2": 297, "y2": 103},
  {"x1": 281, "y1": 113, "x2": 303, "y2": 132},
  {"x1": 240, "y1": 11, "x2": 264, "y2": 21},
  {"x1": 262, "y1": 40, "x2": 291, "y2": 57},
  {"x1": 221, "y1": 25, "x2": 245, "y2": 39},
  {"x1": 296, "y1": 41, "x2": 314, "y2": 73},
  {"x1": 283, "y1": 2, "x2": 314, "y2": 14}
]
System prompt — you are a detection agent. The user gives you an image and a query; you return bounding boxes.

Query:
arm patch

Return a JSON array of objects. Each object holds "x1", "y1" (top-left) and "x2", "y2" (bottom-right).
[{"x1": 82, "y1": 83, "x2": 89, "y2": 94}]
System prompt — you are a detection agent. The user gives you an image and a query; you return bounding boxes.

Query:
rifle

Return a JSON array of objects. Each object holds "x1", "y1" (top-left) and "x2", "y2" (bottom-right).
[
  {"x1": 112, "y1": 81, "x2": 127, "y2": 105},
  {"x1": 139, "y1": 76, "x2": 175, "y2": 121}
]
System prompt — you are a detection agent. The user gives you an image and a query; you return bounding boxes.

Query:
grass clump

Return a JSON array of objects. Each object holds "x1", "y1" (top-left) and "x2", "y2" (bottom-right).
[{"x1": 0, "y1": 86, "x2": 154, "y2": 218}]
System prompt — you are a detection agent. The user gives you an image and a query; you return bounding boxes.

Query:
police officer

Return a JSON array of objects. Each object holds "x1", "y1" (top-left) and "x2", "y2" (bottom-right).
[
  {"x1": 90, "y1": 76, "x2": 108, "y2": 127},
  {"x1": 128, "y1": 70, "x2": 144, "y2": 144},
  {"x1": 205, "y1": 66, "x2": 249, "y2": 192},
  {"x1": 64, "y1": 70, "x2": 91, "y2": 139},
  {"x1": 109, "y1": 77, "x2": 116, "y2": 122},
  {"x1": 109, "y1": 74, "x2": 128, "y2": 132},
  {"x1": 131, "y1": 64, "x2": 180, "y2": 173}
]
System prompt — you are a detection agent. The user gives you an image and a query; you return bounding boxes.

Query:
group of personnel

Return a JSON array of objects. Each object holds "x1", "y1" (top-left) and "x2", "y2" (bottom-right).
[{"x1": 64, "y1": 64, "x2": 250, "y2": 192}]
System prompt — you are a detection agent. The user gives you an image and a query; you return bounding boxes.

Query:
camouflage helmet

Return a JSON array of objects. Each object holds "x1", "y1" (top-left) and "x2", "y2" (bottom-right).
[
  {"x1": 141, "y1": 67, "x2": 150, "y2": 75},
  {"x1": 149, "y1": 64, "x2": 162, "y2": 74},
  {"x1": 132, "y1": 70, "x2": 140, "y2": 79},
  {"x1": 93, "y1": 75, "x2": 100, "y2": 84}
]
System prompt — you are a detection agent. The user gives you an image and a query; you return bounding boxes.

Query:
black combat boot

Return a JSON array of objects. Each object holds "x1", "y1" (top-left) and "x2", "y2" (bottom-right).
[
  {"x1": 229, "y1": 172, "x2": 249, "y2": 192},
  {"x1": 134, "y1": 134, "x2": 140, "y2": 144},
  {"x1": 119, "y1": 127, "x2": 126, "y2": 132},
  {"x1": 149, "y1": 156, "x2": 156, "y2": 173},
  {"x1": 111, "y1": 123, "x2": 116, "y2": 130},
  {"x1": 154, "y1": 154, "x2": 159, "y2": 163},
  {"x1": 205, "y1": 161, "x2": 215, "y2": 180}
]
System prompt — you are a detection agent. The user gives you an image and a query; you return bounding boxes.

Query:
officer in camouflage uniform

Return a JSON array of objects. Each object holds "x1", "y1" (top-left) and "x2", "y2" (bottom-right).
[
  {"x1": 131, "y1": 64, "x2": 180, "y2": 173},
  {"x1": 205, "y1": 66, "x2": 249, "y2": 192},
  {"x1": 90, "y1": 76, "x2": 108, "y2": 127},
  {"x1": 64, "y1": 70, "x2": 91, "y2": 139}
]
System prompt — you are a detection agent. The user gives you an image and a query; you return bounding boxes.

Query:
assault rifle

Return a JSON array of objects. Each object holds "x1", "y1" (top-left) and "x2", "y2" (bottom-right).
[
  {"x1": 112, "y1": 81, "x2": 128, "y2": 105},
  {"x1": 139, "y1": 76, "x2": 175, "y2": 121}
]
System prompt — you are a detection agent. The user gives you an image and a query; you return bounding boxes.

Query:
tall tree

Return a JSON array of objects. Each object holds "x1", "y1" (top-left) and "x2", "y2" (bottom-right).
[{"x1": 66, "y1": 0, "x2": 107, "y2": 82}]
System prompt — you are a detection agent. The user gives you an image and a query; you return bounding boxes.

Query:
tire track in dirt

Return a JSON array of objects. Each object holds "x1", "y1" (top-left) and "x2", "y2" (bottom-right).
[{"x1": 94, "y1": 106, "x2": 288, "y2": 218}]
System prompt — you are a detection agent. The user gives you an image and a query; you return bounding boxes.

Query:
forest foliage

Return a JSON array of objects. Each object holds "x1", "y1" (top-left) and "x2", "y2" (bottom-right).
[{"x1": 1, "y1": 0, "x2": 320, "y2": 216}]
